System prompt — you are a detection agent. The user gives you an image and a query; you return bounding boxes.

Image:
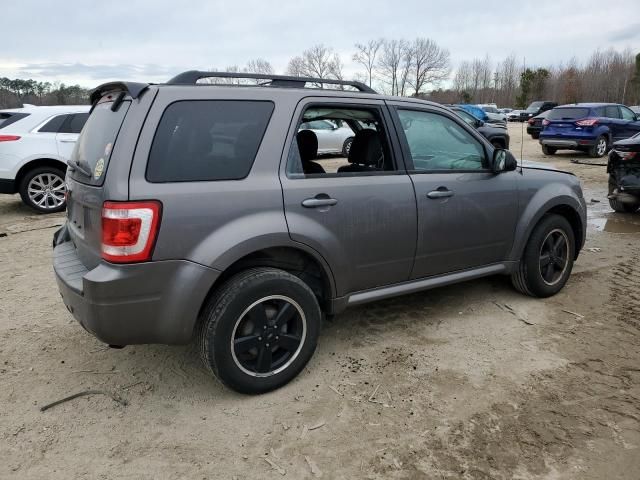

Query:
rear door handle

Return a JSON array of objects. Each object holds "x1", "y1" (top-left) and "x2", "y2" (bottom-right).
[
  {"x1": 302, "y1": 196, "x2": 338, "y2": 208},
  {"x1": 59, "y1": 139, "x2": 77, "y2": 143},
  {"x1": 427, "y1": 188, "x2": 454, "y2": 199}
]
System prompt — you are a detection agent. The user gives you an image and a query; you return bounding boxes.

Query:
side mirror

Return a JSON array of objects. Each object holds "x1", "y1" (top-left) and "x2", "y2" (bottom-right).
[{"x1": 492, "y1": 149, "x2": 517, "y2": 173}]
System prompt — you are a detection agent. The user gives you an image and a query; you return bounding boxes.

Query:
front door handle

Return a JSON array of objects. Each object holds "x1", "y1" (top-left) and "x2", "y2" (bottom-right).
[
  {"x1": 59, "y1": 139, "x2": 77, "y2": 143},
  {"x1": 427, "y1": 188, "x2": 454, "y2": 199},
  {"x1": 302, "y1": 195, "x2": 338, "y2": 208}
]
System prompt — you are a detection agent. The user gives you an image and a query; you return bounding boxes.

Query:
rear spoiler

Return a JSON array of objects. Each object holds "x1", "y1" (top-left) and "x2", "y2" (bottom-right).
[{"x1": 89, "y1": 81, "x2": 149, "y2": 106}]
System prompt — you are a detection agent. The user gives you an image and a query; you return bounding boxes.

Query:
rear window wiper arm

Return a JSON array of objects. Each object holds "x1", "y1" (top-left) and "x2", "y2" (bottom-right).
[{"x1": 67, "y1": 159, "x2": 93, "y2": 178}]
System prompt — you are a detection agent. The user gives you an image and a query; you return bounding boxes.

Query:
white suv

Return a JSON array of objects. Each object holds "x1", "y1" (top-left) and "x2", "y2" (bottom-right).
[{"x1": 0, "y1": 105, "x2": 90, "y2": 212}]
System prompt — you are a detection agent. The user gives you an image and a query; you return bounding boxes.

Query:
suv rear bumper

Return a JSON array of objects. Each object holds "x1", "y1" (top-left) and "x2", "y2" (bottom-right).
[
  {"x1": 540, "y1": 138, "x2": 597, "y2": 148},
  {"x1": 0, "y1": 178, "x2": 17, "y2": 194},
  {"x1": 53, "y1": 228, "x2": 220, "y2": 346}
]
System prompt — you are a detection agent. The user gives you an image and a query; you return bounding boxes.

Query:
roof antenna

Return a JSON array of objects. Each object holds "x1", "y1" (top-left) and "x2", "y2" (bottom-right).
[{"x1": 519, "y1": 56, "x2": 526, "y2": 175}]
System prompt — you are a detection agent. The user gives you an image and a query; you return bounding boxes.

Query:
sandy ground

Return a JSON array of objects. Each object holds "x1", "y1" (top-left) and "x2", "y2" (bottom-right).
[{"x1": 1, "y1": 125, "x2": 640, "y2": 479}]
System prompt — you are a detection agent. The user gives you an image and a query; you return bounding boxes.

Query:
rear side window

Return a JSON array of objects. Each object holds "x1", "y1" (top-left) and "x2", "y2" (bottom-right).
[
  {"x1": 39, "y1": 114, "x2": 68, "y2": 133},
  {"x1": 70, "y1": 100, "x2": 131, "y2": 184},
  {"x1": 605, "y1": 106, "x2": 621, "y2": 119},
  {"x1": 60, "y1": 113, "x2": 89, "y2": 134},
  {"x1": 547, "y1": 108, "x2": 590, "y2": 120},
  {"x1": 146, "y1": 100, "x2": 274, "y2": 183},
  {"x1": 0, "y1": 112, "x2": 30, "y2": 129}
]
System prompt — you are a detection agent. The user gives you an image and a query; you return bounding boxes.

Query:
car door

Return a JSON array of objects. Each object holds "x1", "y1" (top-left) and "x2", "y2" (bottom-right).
[
  {"x1": 619, "y1": 106, "x2": 640, "y2": 139},
  {"x1": 56, "y1": 113, "x2": 89, "y2": 160},
  {"x1": 388, "y1": 102, "x2": 519, "y2": 279},
  {"x1": 603, "y1": 105, "x2": 624, "y2": 141},
  {"x1": 280, "y1": 98, "x2": 417, "y2": 296}
]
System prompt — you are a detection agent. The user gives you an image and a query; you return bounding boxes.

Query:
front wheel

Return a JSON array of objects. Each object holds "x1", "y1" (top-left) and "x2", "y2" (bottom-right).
[
  {"x1": 542, "y1": 144, "x2": 557, "y2": 155},
  {"x1": 511, "y1": 214, "x2": 575, "y2": 298},
  {"x1": 18, "y1": 166, "x2": 67, "y2": 213},
  {"x1": 198, "y1": 268, "x2": 321, "y2": 394},
  {"x1": 589, "y1": 135, "x2": 608, "y2": 158}
]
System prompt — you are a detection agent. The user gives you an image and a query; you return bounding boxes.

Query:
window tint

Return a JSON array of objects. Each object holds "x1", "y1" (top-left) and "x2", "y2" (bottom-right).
[
  {"x1": 147, "y1": 100, "x2": 274, "y2": 183},
  {"x1": 39, "y1": 114, "x2": 68, "y2": 133},
  {"x1": 398, "y1": 109, "x2": 485, "y2": 171},
  {"x1": 287, "y1": 106, "x2": 394, "y2": 177},
  {"x1": 70, "y1": 101, "x2": 130, "y2": 184},
  {"x1": 60, "y1": 113, "x2": 89, "y2": 134},
  {"x1": 621, "y1": 106, "x2": 636, "y2": 120},
  {"x1": 301, "y1": 120, "x2": 334, "y2": 130},
  {"x1": 0, "y1": 112, "x2": 29, "y2": 130},
  {"x1": 604, "y1": 106, "x2": 621, "y2": 119},
  {"x1": 547, "y1": 108, "x2": 590, "y2": 120},
  {"x1": 454, "y1": 109, "x2": 479, "y2": 127}
]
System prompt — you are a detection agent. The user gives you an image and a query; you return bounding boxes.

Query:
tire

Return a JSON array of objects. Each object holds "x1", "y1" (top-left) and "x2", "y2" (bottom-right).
[
  {"x1": 608, "y1": 177, "x2": 640, "y2": 213},
  {"x1": 342, "y1": 137, "x2": 354, "y2": 157},
  {"x1": 542, "y1": 144, "x2": 557, "y2": 155},
  {"x1": 511, "y1": 214, "x2": 575, "y2": 298},
  {"x1": 198, "y1": 267, "x2": 321, "y2": 394},
  {"x1": 18, "y1": 166, "x2": 67, "y2": 213},
  {"x1": 589, "y1": 135, "x2": 608, "y2": 158}
]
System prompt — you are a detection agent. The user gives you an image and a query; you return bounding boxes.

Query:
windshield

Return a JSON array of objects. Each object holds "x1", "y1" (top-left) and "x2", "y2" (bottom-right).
[
  {"x1": 70, "y1": 100, "x2": 130, "y2": 184},
  {"x1": 547, "y1": 108, "x2": 590, "y2": 120},
  {"x1": 525, "y1": 101, "x2": 544, "y2": 112}
]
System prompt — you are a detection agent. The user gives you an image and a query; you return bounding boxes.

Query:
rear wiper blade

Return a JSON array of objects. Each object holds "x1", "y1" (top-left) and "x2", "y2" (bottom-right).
[{"x1": 67, "y1": 160, "x2": 92, "y2": 178}]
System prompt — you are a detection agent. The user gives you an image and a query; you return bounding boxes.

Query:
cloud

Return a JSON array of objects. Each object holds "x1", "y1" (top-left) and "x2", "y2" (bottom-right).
[
  {"x1": 17, "y1": 63, "x2": 181, "y2": 83},
  {"x1": 608, "y1": 23, "x2": 640, "y2": 42}
]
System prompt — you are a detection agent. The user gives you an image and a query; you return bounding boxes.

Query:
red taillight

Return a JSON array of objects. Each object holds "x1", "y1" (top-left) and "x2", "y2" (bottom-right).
[
  {"x1": 0, "y1": 135, "x2": 21, "y2": 142},
  {"x1": 101, "y1": 201, "x2": 162, "y2": 263},
  {"x1": 528, "y1": 118, "x2": 534, "y2": 125},
  {"x1": 616, "y1": 151, "x2": 637, "y2": 161},
  {"x1": 542, "y1": 119, "x2": 550, "y2": 126},
  {"x1": 575, "y1": 118, "x2": 598, "y2": 127}
]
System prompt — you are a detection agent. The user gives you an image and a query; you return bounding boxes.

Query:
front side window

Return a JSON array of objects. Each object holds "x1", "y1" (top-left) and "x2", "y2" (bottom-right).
[
  {"x1": 621, "y1": 106, "x2": 636, "y2": 121},
  {"x1": 397, "y1": 109, "x2": 485, "y2": 171},
  {"x1": 287, "y1": 106, "x2": 395, "y2": 177},
  {"x1": 147, "y1": 100, "x2": 274, "y2": 183}
]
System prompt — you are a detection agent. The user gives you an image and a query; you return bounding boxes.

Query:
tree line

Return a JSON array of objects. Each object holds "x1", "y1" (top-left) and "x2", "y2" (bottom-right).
[
  {"x1": 2, "y1": 43, "x2": 639, "y2": 109},
  {"x1": 0, "y1": 78, "x2": 90, "y2": 108}
]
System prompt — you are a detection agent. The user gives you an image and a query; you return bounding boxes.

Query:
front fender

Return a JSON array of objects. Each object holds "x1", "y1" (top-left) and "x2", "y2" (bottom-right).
[{"x1": 509, "y1": 180, "x2": 586, "y2": 262}]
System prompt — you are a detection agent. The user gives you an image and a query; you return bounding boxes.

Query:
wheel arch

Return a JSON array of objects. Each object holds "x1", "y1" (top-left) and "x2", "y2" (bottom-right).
[
  {"x1": 198, "y1": 245, "x2": 336, "y2": 320},
  {"x1": 15, "y1": 158, "x2": 67, "y2": 187}
]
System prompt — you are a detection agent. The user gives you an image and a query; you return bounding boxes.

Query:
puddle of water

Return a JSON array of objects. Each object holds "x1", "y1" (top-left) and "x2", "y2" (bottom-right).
[{"x1": 589, "y1": 215, "x2": 640, "y2": 234}]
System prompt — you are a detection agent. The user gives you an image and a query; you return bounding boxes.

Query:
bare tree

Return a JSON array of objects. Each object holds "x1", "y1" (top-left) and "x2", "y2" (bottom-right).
[
  {"x1": 378, "y1": 39, "x2": 410, "y2": 96},
  {"x1": 353, "y1": 39, "x2": 383, "y2": 87},
  {"x1": 245, "y1": 58, "x2": 274, "y2": 75},
  {"x1": 286, "y1": 56, "x2": 306, "y2": 77},
  {"x1": 286, "y1": 45, "x2": 345, "y2": 88},
  {"x1": 408, "y1": 38, "x2": 450, "y2": 96}
]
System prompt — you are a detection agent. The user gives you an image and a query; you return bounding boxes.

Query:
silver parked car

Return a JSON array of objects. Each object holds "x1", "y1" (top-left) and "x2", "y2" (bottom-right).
[{"x1": 299, "y1": 119, "x2": 354, "y2": 156}]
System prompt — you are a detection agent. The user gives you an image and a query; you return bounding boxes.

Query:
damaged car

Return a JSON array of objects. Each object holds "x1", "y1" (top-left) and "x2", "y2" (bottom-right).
[{"x1": 608, "y1": 133, "x2": 640, "y2": 213}]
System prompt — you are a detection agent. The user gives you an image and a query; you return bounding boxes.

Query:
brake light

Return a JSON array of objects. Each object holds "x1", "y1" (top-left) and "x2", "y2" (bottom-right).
[
  {"x1": 528, "y1": 118, "x2": 534, "y2": 125},
  {"x1": 101, "y1": 201, "x2": 162, "y2": 263},
  {"x1": 542, "y1": 119, "x2": 550, "y2": 126},
  {"x1": 0, "y1": 135, "x2": 21, "y2": 142},
  {"x1": 575, "y1": 118, "x2": 598, "y2": 127},
  {"x1": 616, "y1": 151, "x2": 637, "y2": 161}
]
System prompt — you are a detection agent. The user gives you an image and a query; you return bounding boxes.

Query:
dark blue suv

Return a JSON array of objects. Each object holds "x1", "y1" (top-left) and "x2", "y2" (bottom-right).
[{"x1": 539, "y1": 103, "x2": 640, "y2": 157}]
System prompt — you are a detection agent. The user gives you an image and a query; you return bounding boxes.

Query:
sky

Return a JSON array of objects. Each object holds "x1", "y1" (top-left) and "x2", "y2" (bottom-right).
[{"x1": 1, "y1": 0, "x2": 639, "y2": 88}]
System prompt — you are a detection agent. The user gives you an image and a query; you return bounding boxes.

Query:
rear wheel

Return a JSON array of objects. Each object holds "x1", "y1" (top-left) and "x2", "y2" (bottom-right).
[
  {"x1": 542, "y1": 144, "x2": 557, "y2": 155},
  {"x1": 608, "y1": 177, "x2": 640, "y2": 213},
  {"x1": 198, "y1": 268, "x2": 321, "y2": 394},
  {"x1": 589, "y1": 135, "x2": 608, "y2": 158},
  {"x1": 511, "y1": 214, "x2": 575, "y2": 298},
  {"x1": 342, "y1": 137, "x2": 354, "y2": 157},
  {"x1": 18, "y1": 166, "x2": 67, "y2": 213}
]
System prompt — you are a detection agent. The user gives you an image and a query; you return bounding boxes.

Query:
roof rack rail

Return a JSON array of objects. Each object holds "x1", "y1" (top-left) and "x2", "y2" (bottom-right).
[{"x1": 166, "y1": 70, "x2": 377, "y2": 94}]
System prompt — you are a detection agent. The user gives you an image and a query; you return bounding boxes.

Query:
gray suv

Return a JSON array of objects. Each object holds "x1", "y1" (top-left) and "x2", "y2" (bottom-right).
[{"x1": 53, "y1": 71, "x2": 587, "y2": 394}]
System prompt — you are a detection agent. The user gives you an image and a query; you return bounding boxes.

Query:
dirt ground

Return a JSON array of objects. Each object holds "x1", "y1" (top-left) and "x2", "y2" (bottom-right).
[{"x1": 2, "y1": 124, "x2": 640, "y2": 479}]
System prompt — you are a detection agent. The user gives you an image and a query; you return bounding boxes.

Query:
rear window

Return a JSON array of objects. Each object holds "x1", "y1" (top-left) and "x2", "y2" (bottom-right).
[
  {"x1": 146, "y1": 100, "x2": 274, "y2": 183},
  {"x1": 60, "y1": 113, "x2": 89, "y2": 134},
  {"x1": 39, "y1": 114, "x2": 68, "y2": 133},
  {"x1": 547, "y1": 108, "x2": 590, "y2": 120},
  {"x1": 0, "y1": 112, "x2": 30, "y2": 130},
  {"x1": 525, "y1": 101, "x2": 544, "y2": 112},
  {"x1": 70, "y1": 100, "x2": 130, "y2": 184}
]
